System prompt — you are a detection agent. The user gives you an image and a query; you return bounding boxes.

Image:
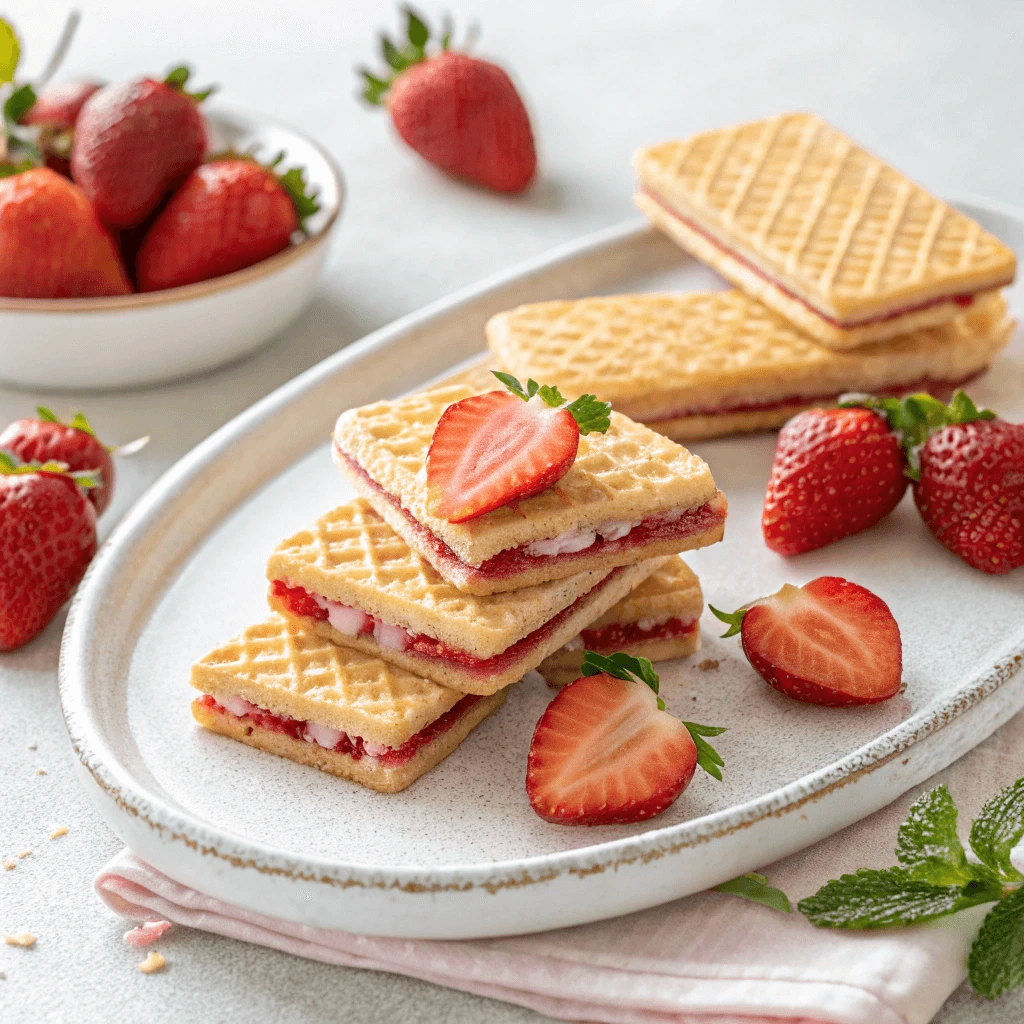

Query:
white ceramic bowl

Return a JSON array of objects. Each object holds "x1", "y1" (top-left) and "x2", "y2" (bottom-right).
[{"x1": 0, "y1": 107, "x2": 343, "y2": 391}]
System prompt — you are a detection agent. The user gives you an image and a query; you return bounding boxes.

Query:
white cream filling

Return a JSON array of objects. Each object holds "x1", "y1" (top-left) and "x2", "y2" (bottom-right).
[
  {"x1": 374, "y1": 620, "x2": 415, "y2": 651},
  {"x1": 303, "y1": 721, "x2": 344, "y2": 749},
  {"x1": 525, "y1": 518, "x2": 639, "y2": 557},
  {"x1": 636, "y1": 615, "x2": 674, "y2": 631}
]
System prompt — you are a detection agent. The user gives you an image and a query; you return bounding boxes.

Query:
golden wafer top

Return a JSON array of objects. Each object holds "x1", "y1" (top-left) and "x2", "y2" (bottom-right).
[
  {"x1": 588, "y1": 555, "x2": 703, "y2": 629},
  {"x1": 634, "y1": 113, "x2": 1016, "y2": 322},
  {"x1": 486, "y1": 290, "x2": 1012, "y2": 419},
  {"x1": 333, "y1": 384, "x2": 719, "y2": 566},
  {"x1": 190, "y1": 616, "x2": 464, "y2": 747},
  {"x1": 268, "y1": 499, "x2": 618, "y2": 659}
]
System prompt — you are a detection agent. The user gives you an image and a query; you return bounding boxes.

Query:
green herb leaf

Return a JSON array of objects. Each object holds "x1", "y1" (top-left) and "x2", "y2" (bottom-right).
[
  {"x1": 970, "y1": 778, "x2": 1024, "y2": 883},
  {"x1": 0, "y1": 19, "x2": 20, "y2": 85},
  {"x1": 69, "y1": 412, "x2": 95, "y2": 437},
  {"x1": 896, "y1": 785, "x2": 973, "y2": 885},
  {"x1": 36, "y1": 406, "x2": 60, "y2": 423},
  {"x1": 715, "y1": 872, "x2": 791, "y2": 913},
  {"x1": 968, "y1": 886, "x2": 1024, "y2": 999},
  {"x1": 381, "y1": 34, "x2": 411, "y2": 72},
  {"x1": 581, "y1": 650, "x2": 662, "y2": 705},
  {"x1": 536, "y1": 382, "x2": 566, "y2": 407},
  {"x1": 684, "y1": 721, "x2": 726, "y2": 780},
  {"x1": 3, "y1": 82, "x2": 35, "y2": 125},
  {"x1": 404, "y1": 6, "x2": 429, "y2": 50},
  {"x1": 164, "y1": 65, "x2": 191, "y2": 89},
  {"x1": 709, "y1": 604, "x2": 746, "y2": 639},
  {"x1": 799, "y1": 866, "x2": 1003, "y2": 929},
  {"x1": 360, "y1": 68, "x2": 391, "y2": 106},
  {"x1": 564, "y1": 393, "x2": 611, "y2": 435},
  {"x1": 492, "y1": 370, "x2": 529, "y2": 400}
]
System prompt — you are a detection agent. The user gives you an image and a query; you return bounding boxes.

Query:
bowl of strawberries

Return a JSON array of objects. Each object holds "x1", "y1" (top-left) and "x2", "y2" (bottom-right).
[{"x1": 0, "y1": 22, "x2": 343, "y2": 391}]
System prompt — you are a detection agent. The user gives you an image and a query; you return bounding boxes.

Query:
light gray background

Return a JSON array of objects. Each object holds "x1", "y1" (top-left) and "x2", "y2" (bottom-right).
[{"x1": 2, "y1": 0, "x2": 1023, "y2": 1020}]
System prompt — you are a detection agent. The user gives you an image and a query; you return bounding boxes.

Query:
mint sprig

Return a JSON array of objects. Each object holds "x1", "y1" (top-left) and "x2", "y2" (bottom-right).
[
  {"x1": 492, "y1": 371, "x2": 611, "y2": 435},
  {"x1": 798, "y1": 780, "x2": 1024, "y2": 999},
  {"x1": 580, "y1": 650, "x2": 725, "y2": 779},
  {"x1": 715, "y1": 872, "x2": 791, "y2": 914}
]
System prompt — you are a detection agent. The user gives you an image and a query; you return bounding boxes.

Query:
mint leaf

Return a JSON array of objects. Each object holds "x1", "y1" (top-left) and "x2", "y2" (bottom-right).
[
  {"x1": 709, "y1": 604, "x2": 746, "y2": 638},
  {"x1": 971, "y1": 778, "x2": 1024, "y2": 883},
  {"x1": 3, "y1": 82, "x2": 34, "y2": 125},
  {"x1": 564, "y1": 393, "x2": 611, "y2": 435},
  {"x1": 581, "y1": 650, "x2": 662, "y2": 706},
  {"x1": 684, "y1": 721, "x2": 726, "y2": 781},
  {"x1": 969, "y1": 886, "x2": 1024, "y2": 998},
  {"x1": 492, "y1": 370, "x2": 529, "y2": 400},
  {"x1": 799, "y1": 867, "x2": 1003, "y2": 929},
  {"x1": 896, "y1": 785, "x2": 973, "y2": 884},
  {"x1": 715, "y1": 872, "x2": 791, "y2": 913},
  {"x1": 0, "y1": 19, "x2": 20, "y2": 84}
]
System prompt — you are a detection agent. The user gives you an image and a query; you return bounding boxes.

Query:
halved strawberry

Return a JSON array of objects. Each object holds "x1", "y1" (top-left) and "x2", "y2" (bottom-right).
[
  {"x1": 426, "y1": 372, "x2": 611, "y2": 523},
  {"x1": 526, "y1": 651, "x2": 724, "y2": 826},
  {"x1": 711, "y1": 576, "x2": 902, "y2": 707}
]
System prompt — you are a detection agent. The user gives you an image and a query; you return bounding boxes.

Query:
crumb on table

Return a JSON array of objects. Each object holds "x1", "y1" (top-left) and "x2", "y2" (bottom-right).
[
  {"x1": 3, "y1": 860, "x2": 15, "y2": 871},
  {"x1": 697, "y1": 659, "x2": 719, "y2": 671},
  {"x1": 5, "y1": 933, "x2": 36, "y2": 948},
  {"x1": 35, "y1": 769, "x2": 47, "y2": 776},
  {"x1": 138, "y1": 950, "x2": 166, "y2": 974},
  {"x1": 49, "y1": 826, "x2": 68, "y2": 840},
  {"x1": 15, "y1": 850, "x2": 31, "y2": 859}
]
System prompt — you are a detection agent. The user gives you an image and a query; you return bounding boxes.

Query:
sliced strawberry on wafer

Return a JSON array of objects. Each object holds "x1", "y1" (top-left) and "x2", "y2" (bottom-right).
[
  {"x1": 711, "y1": 576, "x2": 903, "y2": 707},
  {"x1": 526, "y1": 651, "x2": 725, "y2": 826},
  {"x1": 426, "y1": 371, "x2": 611, "y2": 523}
]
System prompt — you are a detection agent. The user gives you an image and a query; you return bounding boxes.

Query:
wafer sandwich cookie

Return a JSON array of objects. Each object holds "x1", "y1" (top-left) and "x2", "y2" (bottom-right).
[
  {"x1": 267, "y1": 498, "x2": 667, "y2": 694},
  {"x1": 537, "y1": 555, "x2": 703, "y2": 686},
  {"x1": 486, "y1": 291, "x2": 1013, "y2": 442},
  {"x1": 332, "y1": 385, "x2": 727, "y2": 595},
  {"x1": 634, "y1": 112, "x2": 1016, "y2": 349},
  {"x1": 190, "y1": 616, "x2": 505, "y2": 793}
]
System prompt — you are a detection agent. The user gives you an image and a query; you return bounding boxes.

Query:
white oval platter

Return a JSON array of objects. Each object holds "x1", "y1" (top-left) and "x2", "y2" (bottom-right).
[{"x1": 60, "y1": 199, "x2": 1024, "y2": 939}]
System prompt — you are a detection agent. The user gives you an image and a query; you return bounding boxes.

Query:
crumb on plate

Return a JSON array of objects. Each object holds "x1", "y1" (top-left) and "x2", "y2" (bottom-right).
[
  {"x1": 5, "y1": 933, "x2": 36, "y2": 948},
  {"x1": 697, "y1": 659, "x2": 719, "y2": 671},
  {"x1": 3, "y1": 860, "x2": 15, "y2": 871},
  {"x1": 49, "y1": 826, "x2": 68, "y2": 840},
  {"x1": 15, "y1": 850, "x2": 31, "y2": 859},
  {"x1": 138, "y1": 950, "x2": 166, "y2": 974}
]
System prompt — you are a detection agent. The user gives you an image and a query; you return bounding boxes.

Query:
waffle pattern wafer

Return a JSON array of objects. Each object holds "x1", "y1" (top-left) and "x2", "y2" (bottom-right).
[
  {"x1": 192, "y1": 688, "x2": 506, "y2": 794},
  {"x1": 486, "y1": 291, "x2": 1013, "y2": 439},
  {"x1": 634, "y1": 113, "x2": 1016, "y2": 347},
  {"x1": 190, "y1": 615, "x2": 465, "y2": 748},
  {"x1": 267, "y1": 499, "x2": 622, "y2": 660},
  {"x1": 333, "y1": 384, "x2": 722, "y2": 569}
]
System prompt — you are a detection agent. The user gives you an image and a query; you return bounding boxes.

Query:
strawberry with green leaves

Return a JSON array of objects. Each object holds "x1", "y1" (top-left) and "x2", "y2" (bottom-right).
[
  {"x1": 841, "y1": 390, "x2": 1024, "y2": 575},
  {"x1": 427, "y1": 371, "x2": 611, "y2": 523},
  {"x1": 135, "y1": 155, "x2": 319, "y2": 292},
  {"x1": 359, "y1": 7, "x2": 536, "y2": 194},
  {"x1": 712, "y1": 576, "x2": 903, "y2": 706},
  {"x1": 0, "y1": 453, "x2": 97, "y2": 651},
  {"x1": 526, "y1": 651, "x2": 725, "y2": 826}
]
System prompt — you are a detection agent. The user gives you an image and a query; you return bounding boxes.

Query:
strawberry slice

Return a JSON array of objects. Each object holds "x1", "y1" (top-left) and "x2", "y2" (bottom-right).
[
  {"x1": 427, "y1": 372, "x2": 611, "y2": 523},
  {"x1": 711, "y1": 576, "x2": 902, "y2": 707},
  {"x1": 526, "y1": 651, "x2": 725, "y2": 825}
]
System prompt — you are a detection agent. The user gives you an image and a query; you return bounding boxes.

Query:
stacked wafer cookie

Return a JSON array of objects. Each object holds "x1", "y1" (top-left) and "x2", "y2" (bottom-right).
[
  {"x1": 487, "y1": 112, "x2": 1016, "y2": 442},
  {"x1": 190, "y1": 381, "x2": 723, "y2": 793}
]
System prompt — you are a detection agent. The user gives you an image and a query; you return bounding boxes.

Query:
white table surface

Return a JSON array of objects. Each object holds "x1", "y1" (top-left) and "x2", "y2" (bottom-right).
[{"x1": 3, "y1": 1, "x2": 1023, "y2": 1020}]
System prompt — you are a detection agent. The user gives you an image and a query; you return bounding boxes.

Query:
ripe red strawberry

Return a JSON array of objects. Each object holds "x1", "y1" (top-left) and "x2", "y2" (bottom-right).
[
  {"x1": 71, "y1": 66, "x2": 211, "y2": 229},
  {"x1": 526, "y1": 652, "x2": 724, "y2": 825},
  {"x1": 0, "y1": 167, "x2": 132, "y2": 298},
  {"x1": 21, "y1": 81, "x2": 101, "y2": 176},
  {"x1": 426, "y1": 372, "x2": 610, "y2": 523},
  {"x1": 135, "y1": 156, "x2": 319, "y2": 292},
  {"x1": 0, "y1": 407, "x2": 115, "y2": 516},
  {"x1": 360, "y1": 10, "x2": 536, "y2": 193},
  {"x1": 0, "y1": 456, "x2": 97, "y2": 651},
  {"x1": 712, "y1": 576, "x2": 903, "y2": 706},
  {"x1": 762, "y1": 407, "x2": 908, "y2": 556}
]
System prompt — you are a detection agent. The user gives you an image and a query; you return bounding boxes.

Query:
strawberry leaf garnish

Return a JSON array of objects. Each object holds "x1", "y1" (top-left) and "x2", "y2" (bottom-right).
[
  {"x1": 491, "y1": 371, "x2": 610, "y2": 435},
  {"x1": 164, "y1": 64, "x2": 215, "y2": 103},
  {"x1": 715, "y1": 872, "x2": 792, "y2": 913},
  {"x1": 683, "y1": 721, "x2": 726, "y2": 780},
  {"x1": 709, "y1": 603, "x2": 746, "y2": 638}
]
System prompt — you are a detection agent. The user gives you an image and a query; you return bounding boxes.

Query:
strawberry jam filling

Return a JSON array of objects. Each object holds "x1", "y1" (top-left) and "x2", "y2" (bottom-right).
[
  {"x1": 638, "y1": 370, "x2": 986, "y2": 424},
  {"x1": 337, "y1": 449, "x2": 727, "y2": 582},
  {"x1": 196, "y1": 692, "x2": 481, "y2": 767},
  {"x1": 639, "y1": 187, "x2": 1012, "y2": 329},
  {"x1": 580, "y1": 615, "x2": 697, "y2": 652},
  {"x1": 271, "y1": 571, "x2": 622, "y2": 677}
]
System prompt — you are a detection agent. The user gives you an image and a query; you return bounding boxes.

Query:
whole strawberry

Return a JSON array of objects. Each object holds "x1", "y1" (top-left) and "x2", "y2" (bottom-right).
[
  {"x1": 21, "y1": 81, "x2": 102, "y2": 177},
  {"x1": 0, "y1": 167, "x2": 132, "y2": 298},
  {"x1": 0, "y1": 407, "x2": 115, "y2": 516},
  {"x1": 360, "y1": 9, "x2": 536, "y2": 193},
  {"x1": 762, "y1": 407, "x2": 908, "y2": 555},
  {"x1": 71, "y1": 66, "x2": 211, "y2": 229},
  {"x1": 0, "y1": 455, "x2": 97, "y2": 651},
  {"x1": 135, "y1": 156, "x2": 319, "y2": 292}
]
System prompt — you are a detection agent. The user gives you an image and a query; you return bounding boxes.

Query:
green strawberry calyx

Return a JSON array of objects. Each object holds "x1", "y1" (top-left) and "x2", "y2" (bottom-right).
[
  {"x1": 36, "y1": 405, "x2": 149, "y2": 457},
  {"x1": 0, "y1": 17, "x2": 40, "y2": 174},
  {"x1": 164, "y1": 64, "x2": 215, "y2": 103},
  {"x1": 839, "y1": 390, "x2": 996, "y2": 481},
  {"x1": 358, "y1": 6, "x2": 475, "y2": 106},
  {"x1": 492, "y1": 371, "x2": 611, "y2": 435},
  {"x1": 0, "y1": 448, "x2": 99, "y2": 489}
]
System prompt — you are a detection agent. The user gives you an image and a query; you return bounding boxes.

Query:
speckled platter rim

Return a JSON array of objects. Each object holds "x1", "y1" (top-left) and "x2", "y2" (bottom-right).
[{"x1": 59, "y1": 200, "x2": 1024, "y2": 897}]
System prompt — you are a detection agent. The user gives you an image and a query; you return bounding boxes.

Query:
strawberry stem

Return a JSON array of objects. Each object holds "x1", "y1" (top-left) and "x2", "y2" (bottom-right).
[
  {"x1": 491, "y1": 371, "x2": 611, "y2": 434},
  {"x1": 709, "y1": 604, "x2": 746, "y2": 638}
]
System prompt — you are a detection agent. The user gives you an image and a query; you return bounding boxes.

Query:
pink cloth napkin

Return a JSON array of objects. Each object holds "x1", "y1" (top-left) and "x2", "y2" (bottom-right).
[{"x1": 95, "y1": 711, "x2": 1024, "y2": 1024}]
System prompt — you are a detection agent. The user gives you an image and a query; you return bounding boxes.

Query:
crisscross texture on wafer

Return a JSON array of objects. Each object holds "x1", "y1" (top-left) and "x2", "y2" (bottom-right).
[
  {"x1": 634, "y1": 113, "x2": 1016, "y2": 339},
  {"x1": 268, "y1": 499, "x2": 620, "y2": 659},
  {"x1": 190, "y1": 616, "x2": 464, "y2": 748},
  {"x1": 333, "y1": 385, "x2": 719, "y2": 567},
  {"x1": 486, "y1": 291, "x2": 1012, "y2": 422}
]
